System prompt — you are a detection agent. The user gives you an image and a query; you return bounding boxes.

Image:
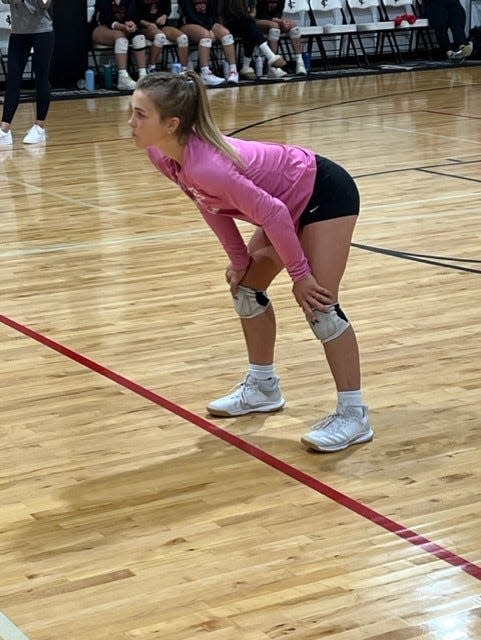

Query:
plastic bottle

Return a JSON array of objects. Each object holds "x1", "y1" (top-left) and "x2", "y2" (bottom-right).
[
  {"x1": 85, "y1": 68, "x2": 95, "y2": 91},
  {"x1": 302, "y1": 52, "x2": 311, "y2": 73},
  {"x1": 103, "y1": 64, "x2": 113, "y2": 90}
]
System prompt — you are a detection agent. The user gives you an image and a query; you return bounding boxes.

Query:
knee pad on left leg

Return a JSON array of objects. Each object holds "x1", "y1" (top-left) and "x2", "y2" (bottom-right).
[
  {"x1": 176, "y1": 34, "x2": 189, "y2": 48},
  {"x1": 268, "y1": 28, "x2": 281, "y2": 41},
  {"x1": 233, "y1": 286, "x2": 271, "y2": 318},
  {"x1": 153, "y1": 32, "x2": 167, "y2": 47},
  {"x1": 289, "y1": 26, "x2": 301, "y2": 39},
  {"x1": 114, "y1": 37, "x2": 129, "y2": 54},
  {"x1": 221, "y1": 33, "x2": 235, "y2": 46},
  {"x1": 131, "y1": 34, "x2": 147, "y2": 50},
  {"x1": 308, "y1": 304, "x2": 350, "y2": 343}
]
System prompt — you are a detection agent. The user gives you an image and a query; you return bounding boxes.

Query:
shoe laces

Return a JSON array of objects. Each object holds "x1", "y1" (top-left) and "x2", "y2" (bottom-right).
[
  {"x1": 226, "y1": 376, "x2": 258, "y2": 404},
  {"x1": 312, "y1": 407, "x2": 361, "y2": 432},
  {"x1": 311, "y1": 413, "x2": 341, "y2": 432}
]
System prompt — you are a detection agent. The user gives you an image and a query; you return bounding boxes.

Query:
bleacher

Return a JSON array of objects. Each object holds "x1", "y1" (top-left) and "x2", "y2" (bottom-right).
[{"x1": 1, "y1": 0, "x2": 478, "y2": 87}]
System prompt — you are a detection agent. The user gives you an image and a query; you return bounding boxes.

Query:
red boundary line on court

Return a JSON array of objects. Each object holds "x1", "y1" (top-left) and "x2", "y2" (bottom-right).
[{"x1": 1, "y1": 311, "x2": 480, "y2": 581}]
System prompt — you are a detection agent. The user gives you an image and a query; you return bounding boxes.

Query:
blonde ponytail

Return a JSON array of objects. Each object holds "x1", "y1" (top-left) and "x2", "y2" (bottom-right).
[{"x1": 136, "y1": 71, "x2": 242, "y2": 168}]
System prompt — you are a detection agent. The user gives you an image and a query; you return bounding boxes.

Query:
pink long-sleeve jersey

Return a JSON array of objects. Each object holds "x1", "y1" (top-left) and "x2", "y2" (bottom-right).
[{"x1": 147, "y1": 133, "x2": 317, "y2": 282}]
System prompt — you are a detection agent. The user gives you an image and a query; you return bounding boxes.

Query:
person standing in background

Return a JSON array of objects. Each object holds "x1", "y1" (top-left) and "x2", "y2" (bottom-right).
[{"x1": 0, "y1": 0, "x2": 54, "y2": 146}]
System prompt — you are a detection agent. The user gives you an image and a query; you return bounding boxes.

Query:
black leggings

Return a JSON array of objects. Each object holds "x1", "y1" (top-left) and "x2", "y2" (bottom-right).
[
  {"x1": 223, "y1": 14, "x2": 266, "y2": 58},
  {"x1": 424, "y1": 0, "x2": 467, "y2": 53},
  {"x1": 1, "y1": 31, "x2": 55, "y2": 124}
]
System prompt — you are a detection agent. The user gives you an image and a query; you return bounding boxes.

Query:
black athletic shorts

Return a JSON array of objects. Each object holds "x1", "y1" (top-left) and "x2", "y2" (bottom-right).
[{"x1": 298, "y1": 155, "x2": 360, "y2": 227}]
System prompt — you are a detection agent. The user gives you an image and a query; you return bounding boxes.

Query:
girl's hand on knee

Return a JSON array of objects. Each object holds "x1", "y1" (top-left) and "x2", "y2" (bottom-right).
[
  {"x1": 225, "y1": 264, "x2": 248, "y2": 296},
  {"x1": 292, "y1": 274, "x2": 333, "y2": 320}
]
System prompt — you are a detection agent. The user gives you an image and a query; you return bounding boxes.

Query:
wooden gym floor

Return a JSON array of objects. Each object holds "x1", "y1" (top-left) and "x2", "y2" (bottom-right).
[{"x1": 1, "y1": 66, "x2": 480, "y2": 639}]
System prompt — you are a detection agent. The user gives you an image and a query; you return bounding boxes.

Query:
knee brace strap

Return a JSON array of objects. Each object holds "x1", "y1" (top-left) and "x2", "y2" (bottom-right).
[
  {"x1": 268, "y1": 28, "x2": 281, "y2": 41},
  {"x1": 221, "y1": 33, "x2": 234, "y2": 46},
  {"x1": 131, "y1": 34, "x2": 146, "y2": 50},
  {"x1": 114, "y1": 37, "x2": 129, "y2": 54},
  {"x1": 309, "y1": 304, "x2": 350, "y2": 343},
  {"x1": 176, "y1": 33, "x2": 189, "y2": 47},
  {"x1": 199, "y1": 37, "x2": 212, "y2": 48},
  {"x1": 233, "y1": 286, "x2": 271, "y2": 318}
]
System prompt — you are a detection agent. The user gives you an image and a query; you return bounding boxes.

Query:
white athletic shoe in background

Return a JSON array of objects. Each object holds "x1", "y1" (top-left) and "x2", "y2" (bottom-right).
[
  {"x1": 296, "y1": 59, "x2": 308, "y2": 75},
  {"x1": 207, "y1": 374, "x2": 285, "y2": 417},
  {"x1": 301, "y1": 406, "x2": 373, "y2": 452},
  {"x1": 23, "y1": 124, "x2": 46, "y2": 144},
  {"x1": 201, "y1": 70, "x2": 226, "y2": 86},
  {"x1": 458, "y1": 41, "x2": 473, "y2": 58},
  {"x1": 267, "y1": 66, "x2": 288, "y2": 79},
  {"x1": 0, "y1": 128, "x2": 13, "y2": 146},
  {"x1": 117, "y1": 75, "x2": 137, "y2": 91},
  {"x1": 227, "y1": 70, "x2": 239, "y2": 84},
  {"x1": 240, "y1": 66, "x2": 256, "y2": 80}
]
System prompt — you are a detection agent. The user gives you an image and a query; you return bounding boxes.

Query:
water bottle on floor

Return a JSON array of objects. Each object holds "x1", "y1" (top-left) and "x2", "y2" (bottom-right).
[
  {"x1": 103, "y1": 64, "x2": 113, "y2": 90},
  {"x1": 85, "y1": 68, "x2": 95, "y2": 91}
]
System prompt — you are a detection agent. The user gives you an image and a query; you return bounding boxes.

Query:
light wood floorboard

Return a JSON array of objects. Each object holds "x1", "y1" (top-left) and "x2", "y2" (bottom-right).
[{"x1": 0, "y1": 67, "x2": 480, "y2": 639}]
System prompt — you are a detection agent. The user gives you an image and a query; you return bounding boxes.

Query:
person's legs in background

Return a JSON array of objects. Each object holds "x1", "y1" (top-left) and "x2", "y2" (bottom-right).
[
  {"x1": 23, "y1": 31, "x2": 54, "y2": 144},
  {"x1": 0, "y1": 33, "x2": 31, "y2": 145}
]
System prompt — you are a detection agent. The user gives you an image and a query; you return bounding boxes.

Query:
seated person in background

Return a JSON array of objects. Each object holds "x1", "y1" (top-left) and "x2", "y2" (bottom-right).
[
  {"x1": 219, "y1": 0, "x2": 287, "y2": 79},
  {"x1": 136, "y1": 0, "x2": 190, "y2": 72},
  {"x1": 93, "y1": 0, "x2": 147, "y2": 90},
  {"x1": 423, "y1": 0, "x2": 473, "y2": 59},
  {"x1": 178, "y1": 0, "x2": 239, "y2": 85},
  {"x1": 253, "y1": 0, "x2": 307, "y2": 75}
]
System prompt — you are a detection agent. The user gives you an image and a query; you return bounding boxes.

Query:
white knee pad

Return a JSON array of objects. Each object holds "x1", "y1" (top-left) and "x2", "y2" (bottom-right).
[
  {"x1": 309, "y1": 304, "x2": 350, "y2": 343},
  {"x1": 131, "y1": 34, "x2": 146, "y2": 50},
  {"x1": 221, "y1": 33, "x2": 235, "y2": 46},
  {"x1": 153, "y1": 32, "x2": 167, "y2": 47},
  {"x1": 199, "y1": 37, "x2": 212, "y2": 48},
  {"x1": 176, "y1": 33, "x2": 189, "y2": 48},
  {"x1": 114, "y1": 37, "x2": 129, "y2": 54},
  {"x1": 268, "y1": 28, "x2": 281, "y2": 41},
  {"x1": 233, "y1": 286, "x2": 271, "y2": 318},
  {"x1": 289, "y1": 26, "x2": 301, "y2": 39}
]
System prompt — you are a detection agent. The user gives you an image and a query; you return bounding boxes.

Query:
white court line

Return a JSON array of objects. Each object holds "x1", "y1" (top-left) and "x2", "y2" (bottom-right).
[
  {"x1": 0, "y1": 612, "x2": 30, "y2": 640},
  {"x1": 361, "y1": 189, "x2": 481, "y2": 213},
  {"x1": 363, "y1": 121, "x2": 480, "y2": 146}
]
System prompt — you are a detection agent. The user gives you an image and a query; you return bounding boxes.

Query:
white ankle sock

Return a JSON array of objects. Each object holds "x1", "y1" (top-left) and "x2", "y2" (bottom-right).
[
  {"x1": 337, "y1": 390, "x2": 363, "y2": 412},
  {"x1": 259, "y1": 41, "x2": 275, "y2": 60},
  {"x1": 248, "y1": 363, "x2": 275, "y2": 381}
]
